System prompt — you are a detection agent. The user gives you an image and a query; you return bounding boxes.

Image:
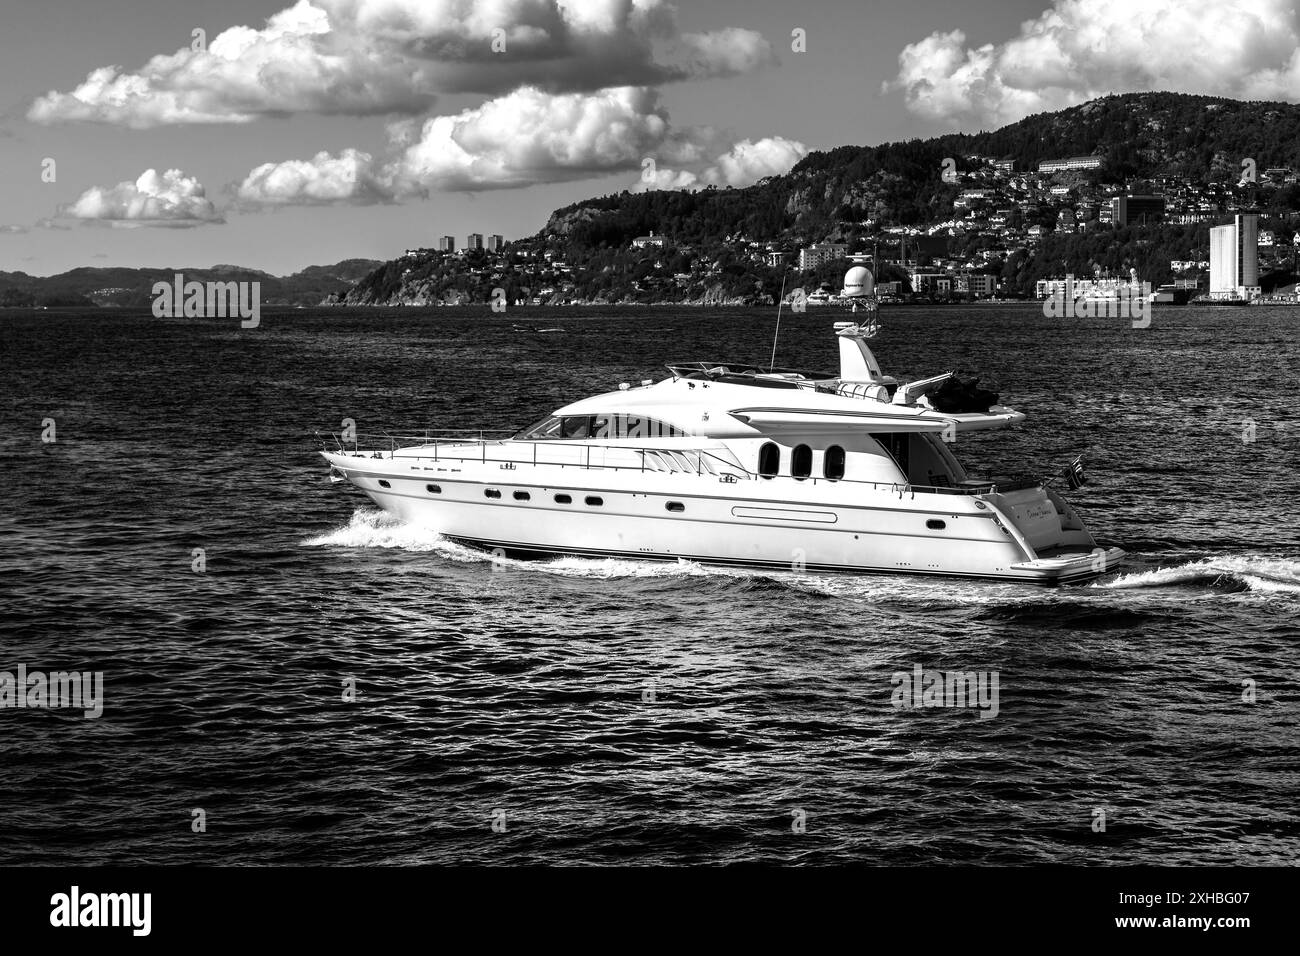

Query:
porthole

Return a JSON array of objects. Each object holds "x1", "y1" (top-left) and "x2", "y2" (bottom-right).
[
  {"x1": 513, "y1": 491, "x2": 531, "y2": 501},
  {"x1": 554, "y1": 494, "x2": 572, "y2": 504},
  {"x1": 927, "y1": 519, "x2": 947, "y2": 530},
  {"x1": 378, "y1": 479, "x2": 391, "y2": 489},
  {"x1": 585, "y1": 496, "x2": 604, "y2": 507},
  {"x1": 666, "y1": 501, "x2": 685, "y2": 513},
  {"x1": 758, "y1": 442, "x2": 780, "y2": 478},
  {"x1": 426, "y1": 484, "x2": 441, "y2": 494},
  {"x1": 792, "y1": 444, "x2": 812, "y2": 480},
  {"x1": 484, "y1": 489, "x2": 501, "y2": 499},
  {"x1": 824, "y1": 445, "x2": 846, "y2": 481}
]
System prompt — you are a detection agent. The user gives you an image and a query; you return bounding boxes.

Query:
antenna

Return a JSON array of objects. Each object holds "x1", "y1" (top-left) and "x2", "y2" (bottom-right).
[{"x1": 769, "y1": 273, "x2": 787, "y2": 371}]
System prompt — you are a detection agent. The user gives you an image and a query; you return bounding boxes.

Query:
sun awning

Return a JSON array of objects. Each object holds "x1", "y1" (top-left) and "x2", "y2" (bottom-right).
[{"x1": 729, "y1": 408, "x2": 950, "y2": 433}]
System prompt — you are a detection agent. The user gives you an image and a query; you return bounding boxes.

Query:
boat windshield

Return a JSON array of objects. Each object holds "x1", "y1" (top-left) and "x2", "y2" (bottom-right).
[{"x1": 515, "y1": 415, "x2": 564, "y2": 440}]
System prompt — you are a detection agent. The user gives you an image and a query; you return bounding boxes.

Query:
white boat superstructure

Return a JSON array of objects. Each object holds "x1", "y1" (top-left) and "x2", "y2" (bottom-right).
[{"x1": 320, "y1": 320, "x2": 1123, "y2": 584}]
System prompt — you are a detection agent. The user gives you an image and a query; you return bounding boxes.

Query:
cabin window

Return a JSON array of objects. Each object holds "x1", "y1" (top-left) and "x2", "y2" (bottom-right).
[
  {"x1": 561, "y1": 416, "x2": 594, "y2": 439},
  {"x1": 758, "y1": 442, "x2": 780, "y2": 478},
  {"x1": 377, "y1": 480, "x2": 391, "y2": 488},
  {"x1": 585, "y1": 496, "x2": 604, "y2": 507},
  {"x1": 515, "y1": 415, "x2": 563, "y2": 440},
  {"x1": 513, "y1": 491, "x2": 531, "y2": 501},
  {"x1": 824, "y1": 445, "x2": 846, "y2": 481},
  {"x1": 484, "y1": 489, "x2": 502, "y2": 499},
  {"x1": 870, "y1": 433, "x2": 910, "y2": 478},
  {"x1": 926, "y1": 519, "x2": 947, "y2": 530},
  {"x1": 666, "y1": 501, "x2": 685, "y2": 513},
  {"x1": 792, "y1": 444, "x2": 813, "y2": 480},
  {"x1": 516, "y1": 414, "x2": 686, "y2": 441},
  {"x1": 620, "y1": 416, "x2": 685, "y2": 439},
  {"x1": 554, "y1": 494, "x2": 572, "y2": 504},
  {"x1": 426, "y1": 484, "x2": 441, "y2": 494}
]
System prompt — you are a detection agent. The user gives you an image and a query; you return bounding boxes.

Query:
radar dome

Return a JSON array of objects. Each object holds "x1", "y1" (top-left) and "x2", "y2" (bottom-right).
[{"x1": 842, "y1": 265, "x2": 874, "y2": 298}]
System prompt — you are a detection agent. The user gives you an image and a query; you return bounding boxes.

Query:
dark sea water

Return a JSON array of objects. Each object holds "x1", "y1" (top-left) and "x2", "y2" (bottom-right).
[{"x1": 1, "y1": 304, "x2": 1298, "y2": 866}]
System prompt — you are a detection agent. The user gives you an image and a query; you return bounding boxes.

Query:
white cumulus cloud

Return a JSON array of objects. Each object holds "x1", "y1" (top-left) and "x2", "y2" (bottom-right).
[
  {"x1": 29, "y1": 0, "x2": 775, "y2": 127},
  {"x1": 231, "y1": 88, "x2": 803, "y2": 202},
  {"x1": 637, "y1": 136, "x2": 808, "y2": 191},
  {"x1": 381, "y1": 85, "x2": 681, "y2": 193},
  {"x1": 63, "y1": 169, "x2": 223, "y2": 225},
  {"x1": 236, "y1": 149, "x2": 388, "y2": 206},
  {"x1": 702, "y1": 136, "x2": 807, "y2": 186},
  {"x1": 888, "y1": 0, "x2": 1300, "y2": 130}
]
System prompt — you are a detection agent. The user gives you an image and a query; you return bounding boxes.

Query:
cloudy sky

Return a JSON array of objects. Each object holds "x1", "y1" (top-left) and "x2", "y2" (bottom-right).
[{"x1": 4, "y1": 0, "x2": 1299, "y2": 275}]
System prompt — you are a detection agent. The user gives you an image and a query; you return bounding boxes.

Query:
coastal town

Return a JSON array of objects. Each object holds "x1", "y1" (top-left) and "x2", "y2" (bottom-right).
[
  {"x1": 7, "y1": 148, "x2": 1292, "y2": 311},
  {"x1": 352, "y1": 150, "x2": 1299, "y2": 308}
]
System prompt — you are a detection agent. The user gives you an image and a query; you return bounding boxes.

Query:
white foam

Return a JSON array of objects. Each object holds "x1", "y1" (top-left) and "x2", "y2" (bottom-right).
[
  {"x1": 305, "y1": 510, "x2": 1300, "y2": 600},
  {"x1": 1101, "y1": 555, "x2": 1300, "y2": 594},
  {"x1": 540, "y1": 555, "x2": 740, "y2": 579},
  {"x1": 303, "y1": 509, "x2": 473, "y2": 558}
]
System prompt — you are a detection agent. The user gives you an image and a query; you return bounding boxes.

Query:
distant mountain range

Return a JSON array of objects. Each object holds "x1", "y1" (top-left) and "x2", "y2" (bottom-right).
[{"x1": 0, "y1": 260, "x2": 384, "y2": 308}]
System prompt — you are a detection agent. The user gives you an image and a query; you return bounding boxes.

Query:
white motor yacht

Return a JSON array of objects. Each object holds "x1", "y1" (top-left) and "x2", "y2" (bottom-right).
[{"x1": 320, "y1": 319, "x2": 1123, "y2": 584}]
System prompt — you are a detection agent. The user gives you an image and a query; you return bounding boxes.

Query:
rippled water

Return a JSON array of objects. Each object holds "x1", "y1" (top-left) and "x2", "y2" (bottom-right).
[{"x1": 1, "y1": 305, "x2": 1297, "y2": 865}]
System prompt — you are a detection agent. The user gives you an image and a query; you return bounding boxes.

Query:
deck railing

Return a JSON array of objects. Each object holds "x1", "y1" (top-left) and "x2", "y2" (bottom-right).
[{"x1": 314, "y1": 430, "x2": 1042, "y2": 498}]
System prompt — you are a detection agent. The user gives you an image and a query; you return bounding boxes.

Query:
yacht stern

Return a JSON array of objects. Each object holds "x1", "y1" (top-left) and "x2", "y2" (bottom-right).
[{"x1": 1009, "y1": 546, "x2": 1126, "y2": 585}]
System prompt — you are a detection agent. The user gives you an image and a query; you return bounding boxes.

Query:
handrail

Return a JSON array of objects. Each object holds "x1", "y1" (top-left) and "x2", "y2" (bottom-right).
[
  {"x1": 317, "y1": 429, "x2": 514, "y2": 451},
  {"x1": 318, "y1": 430, "x2": 1040, "y2": 497},
  {"x1": 666, "y1": 361, "x2": 836, "y2": 381}
]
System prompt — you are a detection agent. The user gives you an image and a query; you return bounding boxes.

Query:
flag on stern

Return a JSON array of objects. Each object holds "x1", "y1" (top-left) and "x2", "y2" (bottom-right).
[{"x1": 1063, "y1": 455, "x2": 1086, "y2": 490}]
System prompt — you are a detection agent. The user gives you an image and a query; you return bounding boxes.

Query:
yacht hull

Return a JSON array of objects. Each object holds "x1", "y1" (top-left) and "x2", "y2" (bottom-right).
[{"x1": 323, "y1": 452, "x2": 1121, "y2": 585}]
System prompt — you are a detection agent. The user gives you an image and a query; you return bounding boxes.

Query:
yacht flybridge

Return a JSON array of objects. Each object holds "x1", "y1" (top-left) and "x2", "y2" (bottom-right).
[{"x1": 320, "y1": 320, "x2": 1123, "y2": 584}]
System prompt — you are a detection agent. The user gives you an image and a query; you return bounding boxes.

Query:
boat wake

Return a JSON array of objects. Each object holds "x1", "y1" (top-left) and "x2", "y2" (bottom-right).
[
  {"x1": 303, "y1": 509, "x2": 783, "y2": 580},
  {"x1": 303, "y1": 508, "x2": 472, "y2": 557},
  {"x1": 306, "y1": 511, "x2": 1300, "y2": 602},
  {"x1": 1098, "y1": 556, "x2": 1300, "y2": 595}
]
